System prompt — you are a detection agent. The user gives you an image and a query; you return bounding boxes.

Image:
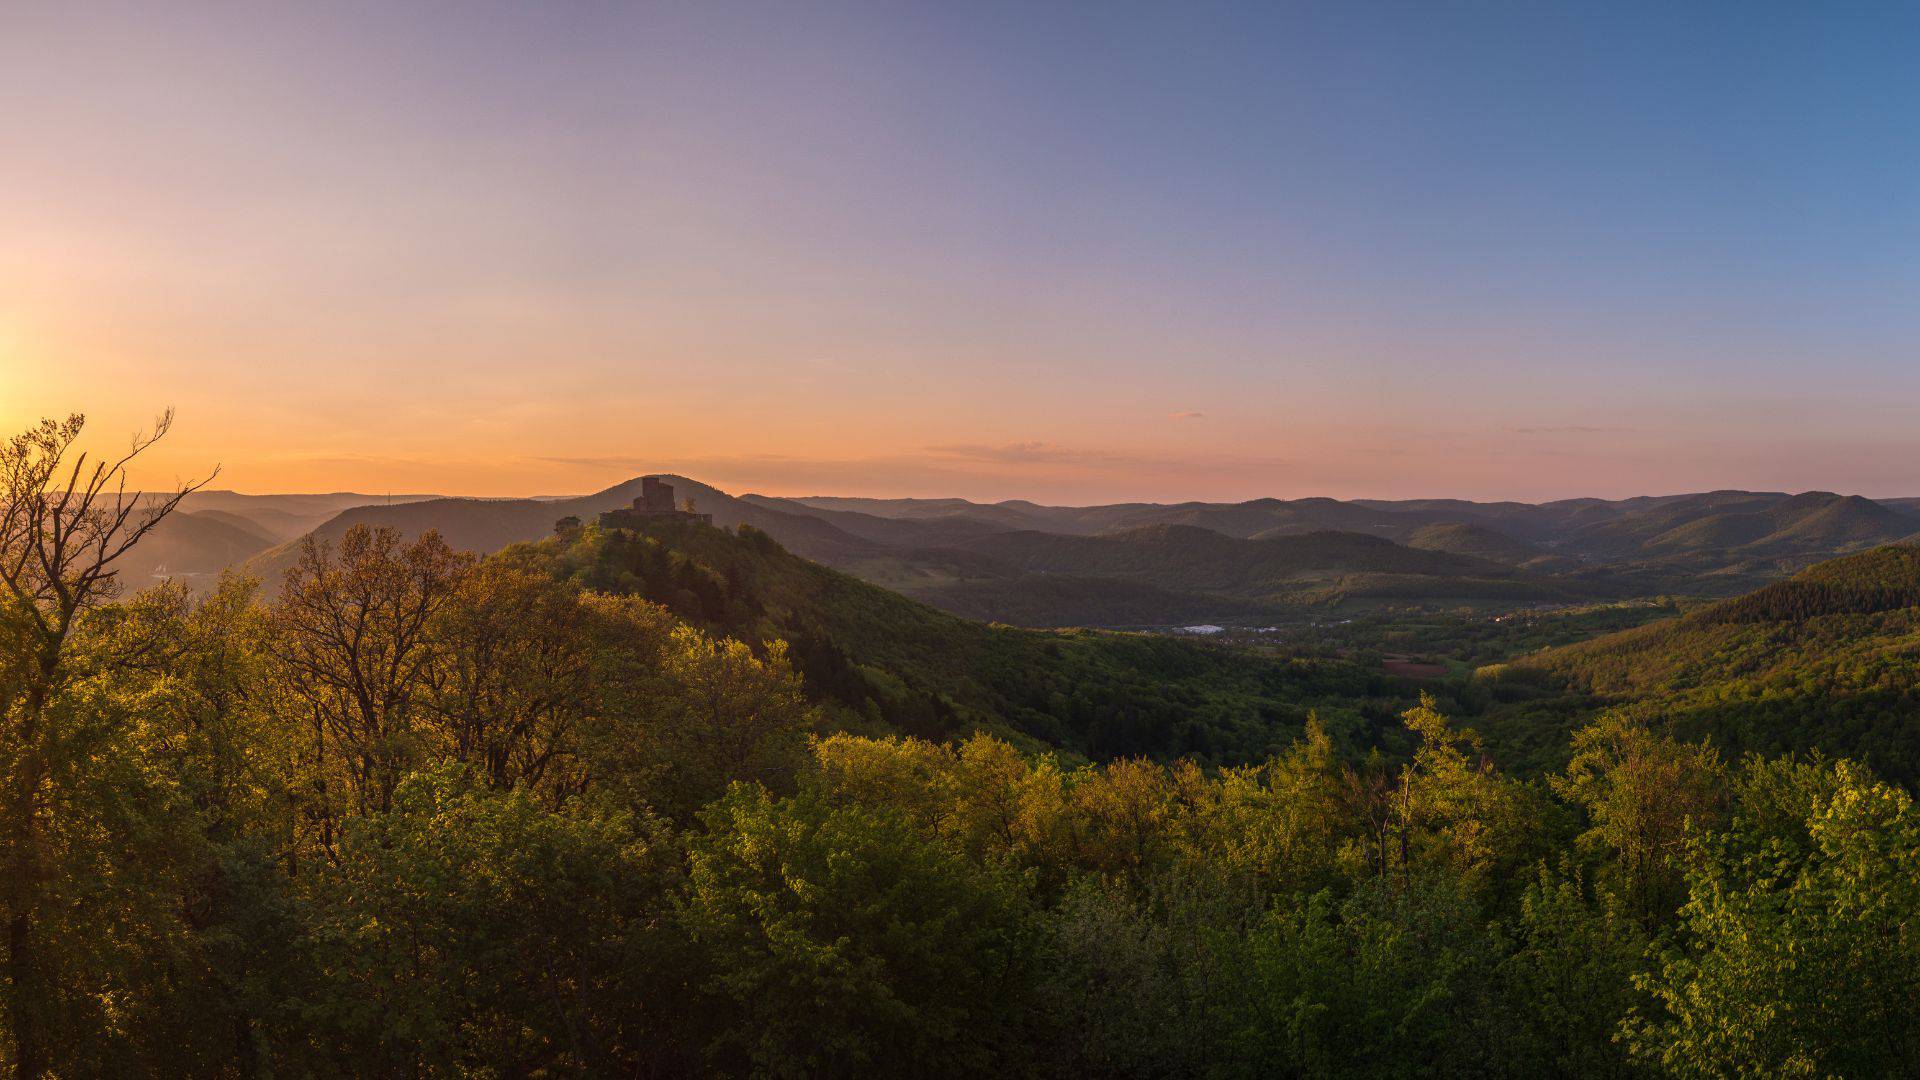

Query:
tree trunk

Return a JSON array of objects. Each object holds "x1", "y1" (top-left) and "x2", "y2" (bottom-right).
[{"x1": 8, "y1": 906, "x2": 44, "y2": 1080}]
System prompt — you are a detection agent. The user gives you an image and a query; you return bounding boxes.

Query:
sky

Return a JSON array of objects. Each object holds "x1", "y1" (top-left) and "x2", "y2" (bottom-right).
[{"x1": 3, "y1": 1, "x2": 1918, "y2": 504}]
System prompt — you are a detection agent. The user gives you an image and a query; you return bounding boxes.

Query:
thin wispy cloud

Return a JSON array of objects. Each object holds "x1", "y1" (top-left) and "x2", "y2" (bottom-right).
[
  {"x1": 1169, "y1": 410, "x2": 1205, "y2": 421},
  {"x1": 533, "y1": 455, "x2": 656, "y2": 470},
  {"x1": 925, "y1": 441, "x2": 1084, "y2": 465}
]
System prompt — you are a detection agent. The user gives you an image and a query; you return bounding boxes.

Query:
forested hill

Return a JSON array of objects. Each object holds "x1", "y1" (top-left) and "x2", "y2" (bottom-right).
[
  {"x1": 510, "y1": 519, "x2": 1416, "y2": 763},
  {"x1": 1402, "y1": 521, "x2": 1554, "y2": 566},
  {"x1": 1502, "y1": 543, "x2": 1920, "y2": 778},
  {"x1": 21, "y1": 444, "x2": 1920, "y2": 1076},
  {"x1": 824, "y1": 521, "x2": 1617, "y2": 626},
  {"x1": 965, "y1": 523, "x2": 1505, "y2": 580},
  {"x1": 236, "y1": 475, "x2": 879, "y2": 592},
  {"x1": 150, "y1": 478, "x2": 1920, "y2": 625}
]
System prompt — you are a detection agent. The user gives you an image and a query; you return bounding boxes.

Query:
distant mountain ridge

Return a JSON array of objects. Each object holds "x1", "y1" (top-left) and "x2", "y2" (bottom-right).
[
  {"x1": 125, "y1": 478, "x2": 1920, "y2": 626},
  {"x1": 951, "y1": 524, "x2": 1528, "y2": 597},
  {"x1": 110, "y1": 490, "x2": 444, "y2": 589},
  {"x1": 793, "y1": 487, "x2": 1920, "y2": 546},
  {"x1": 790, "y1": 487, "x2": 1920, "y2": 590}
]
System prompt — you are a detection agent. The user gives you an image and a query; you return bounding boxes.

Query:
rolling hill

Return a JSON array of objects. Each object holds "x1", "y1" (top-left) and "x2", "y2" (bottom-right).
[
  {"x1": 1554, "y1": 490, "x2": 1918, "y2": 563},
  {"x1": 1401, "y1": 522, "x2": 1550, "y2": 566},
  {"x1": 1491, "y1": 543, "x2": 1920, "y2": 780},
  {"x1": 736, "y1": 493, "x2": 1016, "y2": 548},
  {"x1": 220, "y1": 479, "x2": 1616, "y2": 620},
  {"x1": 176, "y1": 490, "x2": 441, "y2": 542},
  {"x1": 237, "y1": 476, "x2": 882, "y2": 593},
  {"x1": 783, "y1": 487, "x2": 1920, "y2": 605},
  {"x1": 512, "y1": 516, "x2": 1412, "y2": 762},
  {"x1": 127, "y1": 478, "x2": 1920, "y2": 628},
  {"x1": 1636, "y1": 491, "x2": 1914, "y2": 557},
  {"x1": 108, "y1": 511, "x2": 284, "y2": 590},
  {"x1": 949, "y1": 524, "x2": 1587, "y2": 605}
]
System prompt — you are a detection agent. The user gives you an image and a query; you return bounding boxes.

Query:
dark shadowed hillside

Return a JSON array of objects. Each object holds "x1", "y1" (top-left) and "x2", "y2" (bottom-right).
[
  {"x1": 178, "y1": 490, "x2": 441, "y2": 541},
  {"x1": 952, "y1": 524, "x2": 1587, "y2": 605},
  {"x1": 135, "y1": 480, "x2": 1920, "y2": 628},
  {"x1": 185, "y1": 510, "x2": 282, "y2": 546},
  {"x1": 891, "y1": 575, "x2": 1281, "y2": 628},
  {"x1": 1399, "y1": 522, "x2": 1545, "y2": 566},
  {"x1": 737, "y1": 493, "x2": 1017, "y2": 548},
  {"x1": 512, "y1": 518, "x2": 1415, "y2": 761},
  {"x1": 108, "y1": 511, "x2": 281, "y2": 590}
]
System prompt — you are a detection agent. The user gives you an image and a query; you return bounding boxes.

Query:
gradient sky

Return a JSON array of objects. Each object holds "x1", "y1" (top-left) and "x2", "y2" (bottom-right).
[{"x1": 4, "y1": 1, "x2": 1918, "y2": 503}]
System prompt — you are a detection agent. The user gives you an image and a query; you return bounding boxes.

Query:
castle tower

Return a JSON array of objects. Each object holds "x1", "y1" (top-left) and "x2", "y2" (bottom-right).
[
  {"x1": 641, "y1": 476, "x2": 675, "y2": 512},
  {"x1": 598, "y1": 475, "x2": 714, "y2": 529}
]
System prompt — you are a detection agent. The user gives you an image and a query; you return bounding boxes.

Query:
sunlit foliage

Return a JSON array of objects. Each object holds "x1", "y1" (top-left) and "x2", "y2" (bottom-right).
[{"x1": 6, "y1": 416, "x2": 1920, "y2": 1077}]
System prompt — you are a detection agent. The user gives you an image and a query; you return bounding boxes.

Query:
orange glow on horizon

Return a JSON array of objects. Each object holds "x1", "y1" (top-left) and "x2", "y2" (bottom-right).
[{"x1": 6, "y1": 4, "x2": 1919, "y2": 505}]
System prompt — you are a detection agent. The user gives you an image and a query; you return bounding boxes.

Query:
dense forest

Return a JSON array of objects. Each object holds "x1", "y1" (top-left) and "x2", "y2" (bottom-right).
[
  {"x1": 1496, "y1": 545, "x2": 1920, "y2": 783},
  {"x1": 545, "y1": 515, "x2": 1421, "y2": 763},
  {"x1": 7, "y1": 416, "x2": 1920, "y2": 1077}
]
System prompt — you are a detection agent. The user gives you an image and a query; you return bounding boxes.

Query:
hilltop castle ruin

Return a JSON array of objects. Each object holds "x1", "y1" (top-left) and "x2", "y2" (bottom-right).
[{"x1": 558, "y1": 476, "x2": 713, "y2": 536}]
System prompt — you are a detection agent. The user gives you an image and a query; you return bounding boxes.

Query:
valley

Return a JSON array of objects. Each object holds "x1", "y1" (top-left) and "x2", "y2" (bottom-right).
[
  {"x1": 123, "y1": 473, "x2": 1920, "y2": 780},
  {"x1": 18, "y1": 4, "x2": 1920, "y2": 1072},
  {"x1": 21, "y1": 436, "x2": 1920, "y2": 1078},
  {"x1": 145, "y1": 477, "x2": 1920, "y2": 636}
]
